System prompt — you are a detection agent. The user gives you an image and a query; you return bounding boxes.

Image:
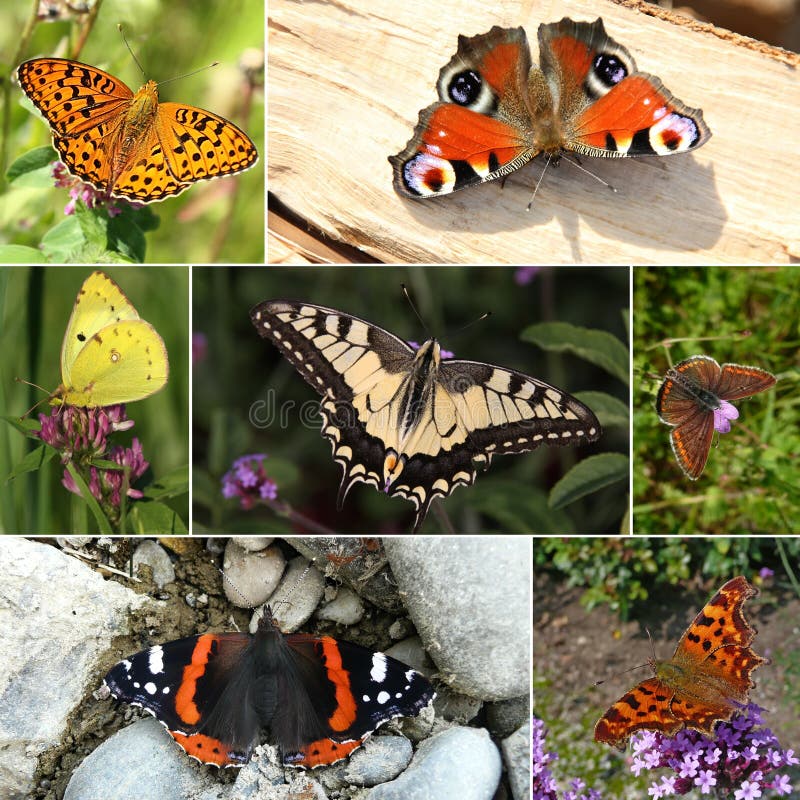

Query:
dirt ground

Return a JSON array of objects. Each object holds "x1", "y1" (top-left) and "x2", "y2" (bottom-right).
[{"x1": 533, "y1": 571, "x2": 800, "y2": 755}]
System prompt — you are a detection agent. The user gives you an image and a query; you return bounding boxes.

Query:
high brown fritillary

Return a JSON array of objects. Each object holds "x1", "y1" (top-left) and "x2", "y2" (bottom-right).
[
  {"x1": 17, "y1": 58, "x2": 258, "y2": 203},
  {"x1": 594, "y1": 576, "x2": 767, "y2": 749}
]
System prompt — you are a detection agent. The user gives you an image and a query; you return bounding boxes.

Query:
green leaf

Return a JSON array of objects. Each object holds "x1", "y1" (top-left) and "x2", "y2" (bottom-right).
[
  {"x1": 64, "y1": 462, "x2": 114, "y2": 534},
  {"x1": 7, "y1": 146, "x2": 57, "y2": 183},
  {"x1": 0, "y1": 245, "x2": 44, "y2": 263},
  {"x1": 549, "y1": 453, "x2": 629, "y2": 509},
  {"x1": 574, "y1": 391, "x2": 629, "y2": 429},
  {"x1": 521, "y1": 322, "x2": 629, "y2": 385},
  {"x1": 6, "y1": 444, "x2": 55, "y2": 480},
  {"x1": 129, "y1": 501, "x2": 188, "y2": 534},
  {"x1": 467, "y1": 482, "x2": 575, "y2": 534},
  {"x1": 40, "y1": 215, "x2": 85, "y2": 261},
  {"x1": 143, "y1": 465, "x2": 190, "y2": 500}
]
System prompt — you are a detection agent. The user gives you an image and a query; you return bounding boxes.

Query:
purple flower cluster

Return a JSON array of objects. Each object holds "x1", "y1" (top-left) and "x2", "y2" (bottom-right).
[
  {"x1": 533, "y1": 716, "x2": 603, "y2": 800},
  {"x1": 52, "y1": 161, "x2": 142, "y2": 217},
  {"x1": 221, "y1": 454, "x2": 278, "y2": 510},
  {"x1": 37, "y1": 405, "x2": 149, "y2": 509},
  {"x1": 629, "y1": 705, "x2": 796, "y2": 798}
]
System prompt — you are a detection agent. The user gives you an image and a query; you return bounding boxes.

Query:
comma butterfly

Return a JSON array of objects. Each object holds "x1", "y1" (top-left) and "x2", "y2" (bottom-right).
[{"x1": 594, "y1": 576, "x2": 767, "y2": 749}]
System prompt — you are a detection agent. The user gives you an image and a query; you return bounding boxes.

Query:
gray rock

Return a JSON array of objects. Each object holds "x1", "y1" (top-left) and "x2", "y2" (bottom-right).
[
  {"x1": 315, "y1": 587, "x2": 365, "y2": 625},
  {"x1": 383, "y1": 636, "x2": 434, "y2": 676},
  {"x1": 223, "y1": 539, "x2": 285, "y2": 607},
  {"x1": 132, "y1": 540, "x2": 175, "y2": 588},
  {"x1": 486, "y1": 695, "x2": 530, "y2": 739},
  {"x1": 502, "y1": 722, "x2": 530, "y2": 800},
  {"x1": 254, "y1": 556, "x2": 324, "y2": 633},
  {"x1": 232, "y1": 537, "x2": 274, "y2": 552},
  {"x1": 366, "y1": 726, "x2": 501, "y2": 800},
  {"x1": 383, "y1": 538, "x2": 529, "y2": 699},
  {"x1": 433, "y1": 685, "x2": 483, "y2": 725},
  {"x1": 0, "y1": 539, "x2": 148, "y2": 799},
  {"x1": 64, "y1": 718, "x2": 208, "y2": 800},
  {"x1": 343, "y1": 735, "x2": 413, "y2": 785}
]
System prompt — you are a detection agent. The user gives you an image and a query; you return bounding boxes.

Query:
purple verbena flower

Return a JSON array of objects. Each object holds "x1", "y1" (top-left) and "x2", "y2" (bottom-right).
[
  {"x1": 713, "y1": 399, "x2": 739, "y2": 433},
  {"x1": 758, "y1": 568, "x2": 774, "y2": 579},
  {"x1": 221, "y1": 453, "x2": 278, "y2": 510},
  {"x1": 629, "y1": 705, "x2": 794, "y2": 799},
  {"x1": 533, "y1": 715, "x2": 603, "y2": 800},
  {"x1": 407, "y1": 341, "x2": 454, "y2": 359}
]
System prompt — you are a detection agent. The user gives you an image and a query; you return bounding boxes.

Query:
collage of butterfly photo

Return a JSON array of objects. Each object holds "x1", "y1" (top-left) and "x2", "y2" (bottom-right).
[{"x1": 0, "y1": 0, "x2": 799, "y2": 799}]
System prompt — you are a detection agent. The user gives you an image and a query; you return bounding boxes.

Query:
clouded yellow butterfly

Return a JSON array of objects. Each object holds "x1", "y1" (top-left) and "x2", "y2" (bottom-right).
[{"x1": 51, "y1": 271, "x2": 169, "y2": 407}]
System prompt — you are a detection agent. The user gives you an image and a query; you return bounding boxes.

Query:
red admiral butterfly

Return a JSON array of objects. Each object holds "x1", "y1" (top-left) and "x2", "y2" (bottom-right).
[
  {"x1": 103, "y1": 607, "x2": 436, "y2": 768},
  {"x1": 655, "y1": 355, "x2": 776, "y2": 479}
]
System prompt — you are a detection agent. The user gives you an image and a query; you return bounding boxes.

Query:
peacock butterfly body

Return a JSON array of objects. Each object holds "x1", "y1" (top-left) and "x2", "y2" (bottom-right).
[{"x1": 390, "y1": 17, "x2": 711, "y2": 198}]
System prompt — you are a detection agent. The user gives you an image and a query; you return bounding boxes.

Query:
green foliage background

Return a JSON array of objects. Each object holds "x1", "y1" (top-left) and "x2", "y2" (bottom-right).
[
  {"x1": 633, "y1": 267, "x2": 799, "y2": 534},
  {"x1": 1, "y1": 0, "x2": 263, "y2": 264},
  {"x1": 0, "y1": 266, "x2": 189, "y2": 533},
  {"x1": 193, "y1": 266, "x2": 629, "y2": 535}
]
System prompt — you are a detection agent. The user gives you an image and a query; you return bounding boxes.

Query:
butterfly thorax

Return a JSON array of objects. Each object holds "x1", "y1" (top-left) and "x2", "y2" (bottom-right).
[
  {"x1": 380, "y1": 339, "x2": 442, "y2": 491},
  {"x1": 667, "y1": 369, "x2": 721, "y2": 411},
  {"x1": 527, "y1": 69, "x2": 565, "y2": 156}
]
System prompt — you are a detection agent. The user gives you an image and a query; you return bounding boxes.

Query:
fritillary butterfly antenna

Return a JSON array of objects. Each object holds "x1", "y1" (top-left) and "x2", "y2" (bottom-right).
[
  {"x1": 118, "y1": 23, "x2": 219, "y2": 87},
  {"x1": 117, "y1": 23, "x2": 147, "y2": 80}
]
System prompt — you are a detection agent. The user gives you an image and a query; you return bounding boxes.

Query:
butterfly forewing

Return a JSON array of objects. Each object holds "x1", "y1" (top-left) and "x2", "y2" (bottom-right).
[
  {"x1": 714, "y1": 364, "x2": 777, "y2": 402},
  {"x1": 18, "y1": 59, "x2": 133, "y2": 136},
  {"x1": 251, "y1": 300, "x2": 601, "y2": 532},
  {"x1": 60, "y1": 271, "x2": 140, "y2": 384}
]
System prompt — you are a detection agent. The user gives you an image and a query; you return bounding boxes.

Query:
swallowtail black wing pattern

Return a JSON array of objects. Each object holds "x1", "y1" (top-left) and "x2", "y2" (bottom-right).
[{"x1": 250, "y1": 301, "x2": 601, "y2": 532}]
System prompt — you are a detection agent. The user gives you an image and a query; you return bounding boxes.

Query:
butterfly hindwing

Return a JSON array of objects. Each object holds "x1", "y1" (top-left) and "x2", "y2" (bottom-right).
[{"x1": 251, "y1": 300, "x2": 601, "y2": 532}]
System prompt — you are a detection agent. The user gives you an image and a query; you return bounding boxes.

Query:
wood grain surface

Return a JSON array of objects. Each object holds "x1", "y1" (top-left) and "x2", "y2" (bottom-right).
[{"x1": 268, "y1": 0, "x2": 800, "y2": 264}]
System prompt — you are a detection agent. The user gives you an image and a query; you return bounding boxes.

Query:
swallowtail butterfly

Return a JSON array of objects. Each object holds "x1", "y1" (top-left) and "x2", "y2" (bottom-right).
[{"x1": 250, "y1": 301, "x2": 601, "y2": 532}]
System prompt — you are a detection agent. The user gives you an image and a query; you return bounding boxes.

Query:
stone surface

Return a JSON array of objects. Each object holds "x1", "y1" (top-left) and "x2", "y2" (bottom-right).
[
  {"x1": 0, "y1": 539, "x2": 148, "y2": 800},
  {"x1": 315, "y1": 587, "x2": 365, "y2": 625},
  {"x1": 366, "y1": 726, "x2": 501, "y2": 800},
  {"x1": 132, "y1": 539, "x2": 175, "y2": 588},
  {"x1": 383, "y1": 538, "x2": 530, "y2": 699},
  {"x1": 223, "y1": 539, "x2": 285, "y2": 607},
  {"x1": 254, "y1": 556, "x2": 325, "y2": 633},
  {"x1": 486, "y1": 695, "x2": 530, "y2": 739},
  {"x1": 502, "y1": 722, "x2": 530, "y2": 800}
]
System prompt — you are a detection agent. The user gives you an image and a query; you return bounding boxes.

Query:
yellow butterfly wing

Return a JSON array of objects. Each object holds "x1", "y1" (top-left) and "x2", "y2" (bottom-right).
[
  {"x1": 60, "y1": 271, "x2": 140, "y2": 382},
  {"x1": 55, "y1": 272, "x2": 169, "y2": 407}
]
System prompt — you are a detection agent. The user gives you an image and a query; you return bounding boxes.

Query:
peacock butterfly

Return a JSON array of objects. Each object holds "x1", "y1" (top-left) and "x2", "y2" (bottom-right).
[{"x1": 389, "y1": 17, "x2": 711, "y2": 198}]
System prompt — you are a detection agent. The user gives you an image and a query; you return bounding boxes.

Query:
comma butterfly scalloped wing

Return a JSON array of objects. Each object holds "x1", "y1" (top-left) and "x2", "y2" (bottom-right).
[{"x1": 594, "y1": 576, "x2": 767, "y2": 749}]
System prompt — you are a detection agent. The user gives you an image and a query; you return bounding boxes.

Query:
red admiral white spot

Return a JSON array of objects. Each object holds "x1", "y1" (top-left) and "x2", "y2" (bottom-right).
[{"x1": 103, "y1": 607, "x2": 436, "y2": 768}]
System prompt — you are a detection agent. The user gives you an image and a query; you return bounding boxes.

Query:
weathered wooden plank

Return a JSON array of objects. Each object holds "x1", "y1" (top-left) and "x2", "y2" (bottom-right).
[{"x1": 268, "y1": 0, "x2": 799, "y2": 264}]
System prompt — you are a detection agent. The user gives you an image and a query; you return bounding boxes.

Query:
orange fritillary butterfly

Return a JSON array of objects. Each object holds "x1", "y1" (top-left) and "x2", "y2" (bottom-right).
[
  {"x1": 594, "y1": 576, "x2": 767, "y2": 749},
  {"x1": 17, "y1": 58, "x2": 258, "y2": 203}
]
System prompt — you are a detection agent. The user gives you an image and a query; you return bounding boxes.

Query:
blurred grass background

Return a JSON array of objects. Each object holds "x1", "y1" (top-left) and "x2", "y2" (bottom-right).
[
  {"x1": 633, "y1": 266, "x2": 800, "y2": 534},
  {"x1": 193, "y1": 265, "x2": 629, "y2": 535},
  {"x1": 0, "y1": 266, "x2": 189, "y2": 533},
  {"x1": 1, "y1": 0, "x2": 263, "y2": 264}
]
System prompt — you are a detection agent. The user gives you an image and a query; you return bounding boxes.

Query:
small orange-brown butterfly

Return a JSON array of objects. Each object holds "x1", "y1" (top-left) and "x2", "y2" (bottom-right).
[
  {"x1": 17, "y1": 58, "x2": 258, "y2": 203},
  {"x1": 594, "y1": 576, "x2": 767, "y2": 748}
]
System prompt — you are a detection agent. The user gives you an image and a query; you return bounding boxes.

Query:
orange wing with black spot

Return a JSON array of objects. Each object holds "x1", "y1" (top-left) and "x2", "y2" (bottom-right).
[{"x1": 594, "y1": 577, "x2": 767, "y2": 749}]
